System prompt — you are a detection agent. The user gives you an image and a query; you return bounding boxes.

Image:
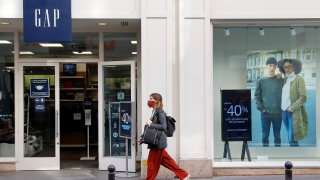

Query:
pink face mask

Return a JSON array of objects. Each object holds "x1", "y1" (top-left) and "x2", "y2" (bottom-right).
[{"x1": 147, "y1": 100, "x2": 155, "y2": 108}]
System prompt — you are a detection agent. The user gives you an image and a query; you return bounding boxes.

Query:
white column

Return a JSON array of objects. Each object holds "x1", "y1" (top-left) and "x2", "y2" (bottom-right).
[
  {"x1": 178, "y1": 0, "x2": 213, "y2": 178},
  {"x1": 140, "y1": 0, "x2": 176, "y2": 179}
]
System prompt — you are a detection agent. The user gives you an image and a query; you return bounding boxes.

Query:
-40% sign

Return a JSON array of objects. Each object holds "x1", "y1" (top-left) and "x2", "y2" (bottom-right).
[{"x1": 225, "y1": 105, "x2": 248, "y2": 117}]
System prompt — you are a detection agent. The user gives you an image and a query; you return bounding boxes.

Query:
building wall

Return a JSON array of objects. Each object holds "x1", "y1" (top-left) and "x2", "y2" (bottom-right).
[
  {"x1": 0, "y1": 0, "x2": 140, "y2": 19},
  {"x1": 210, "y1": 0, "x2": 320, "y2": 19},
  {"x1": 4, "y1": 0, "x2": 320, "y2": 19},
  {"x1": 2, "y1": 0, "x2": 320, "y2": 177},
  {"x1": 140, "y1": 0, "x2": 176, "y2": 178}
]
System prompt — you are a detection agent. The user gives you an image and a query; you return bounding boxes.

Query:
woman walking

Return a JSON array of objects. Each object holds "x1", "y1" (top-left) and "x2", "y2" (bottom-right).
[{"x1": 140, "y1": 93, "x2": 190, "y2": 180}]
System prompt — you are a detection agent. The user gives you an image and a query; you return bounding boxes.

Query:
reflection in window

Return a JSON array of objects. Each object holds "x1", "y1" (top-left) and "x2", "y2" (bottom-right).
[
  {"x1": 20, "y1": 33, "x2": 99, "y2": 58},
  {"x1": 104, "y1": 33, "x2": 137, "y2": 61},
  {"x1": 213, "y1": 26, "x2": 318, "y2": 161},
  {"x1": 0, "y1": 32, "x2": 15, "y2": 157}
]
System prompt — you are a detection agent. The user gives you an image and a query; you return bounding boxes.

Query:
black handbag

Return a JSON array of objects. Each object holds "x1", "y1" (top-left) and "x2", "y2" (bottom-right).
[{"x1": 141, "y1": 125, "x2": 162, "y2": 146}]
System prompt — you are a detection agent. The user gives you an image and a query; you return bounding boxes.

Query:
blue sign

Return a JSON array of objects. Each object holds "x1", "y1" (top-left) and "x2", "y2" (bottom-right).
[
  {"x1": 34, "y1": 98, "x2": 46, "y2": 112},
  {"x1": 119, "y1": 102, "x2": 132, "y2": 138},
  {"x1": 30, "y1": 78, "x2": 50, "y2": 98},
  {"x1": 109, "y1": 102, "x2": 131, "y2": 156},
  {"x1": 23, "y1": 0, "x2": 72, "y2": 42}
]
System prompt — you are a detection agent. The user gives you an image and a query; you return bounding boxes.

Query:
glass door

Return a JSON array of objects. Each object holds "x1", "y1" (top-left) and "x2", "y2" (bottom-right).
[
  {"x1": 17, "y1": 63, "x2": 60, "y2": 170},
  {"x1": 98, "y1": 61, "x2": 136, "y2": 171}
]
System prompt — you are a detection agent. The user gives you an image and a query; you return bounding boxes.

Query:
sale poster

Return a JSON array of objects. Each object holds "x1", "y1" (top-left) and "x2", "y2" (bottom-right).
[{"x1": 221, "y1": 89, "x2": 252, "y2": 142}]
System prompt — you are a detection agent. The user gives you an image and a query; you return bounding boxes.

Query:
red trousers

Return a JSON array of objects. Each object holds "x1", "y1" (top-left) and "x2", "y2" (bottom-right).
[{"x1": 146, "y1": 148, "x2": 188, "y2": 180}]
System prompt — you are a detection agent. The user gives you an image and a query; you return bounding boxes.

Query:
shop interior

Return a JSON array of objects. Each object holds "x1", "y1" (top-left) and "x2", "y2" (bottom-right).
[
  {"x1": 23, "y1": 63, "x2": 99, "y2": 168},
  {"x1": 0, "y1": 31, "x2": 137, "y2": 169},
  {"x1": 59, "y1": 63, "x2": 99, "y2": 168}
]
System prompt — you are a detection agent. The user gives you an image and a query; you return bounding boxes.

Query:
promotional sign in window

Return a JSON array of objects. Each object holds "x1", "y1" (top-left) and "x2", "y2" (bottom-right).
[
  {"x1": 109, "y1": 102, "x2": 131, "y2": 156},
  {"x1": 23, "y1": 0, "x2": 72, "y2": 42},
  {"x1": 34, "y1": 98, "x2": 46, "y2": 113},
  {"x1": 221, "y1": 89, "x2": 252, "y2": 141},
  {"x1": 30, "y1": 78, "x2": 50, "y2": 98},
  {"x1": 119, "y1": 102, "x2": 132, "y2": 138}
]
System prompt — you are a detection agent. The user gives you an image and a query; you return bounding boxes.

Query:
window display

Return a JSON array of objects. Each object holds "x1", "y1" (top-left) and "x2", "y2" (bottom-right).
[
  {"x1": 0, "y1": 32, "x2": 15, "y2": 157},
  {"x1": 248, "y1": 53, "x2": 315, "y2": 147},
  {"x1": 213, "y1": 26, "x2": 318, "y2": 162}
]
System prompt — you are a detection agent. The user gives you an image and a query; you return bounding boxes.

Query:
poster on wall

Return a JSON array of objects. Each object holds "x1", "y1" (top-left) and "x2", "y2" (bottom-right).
[
  {"x1": 221, "y1": 89, "x2": 252, "y2": 141},
  {"x1": 246, "y1": 50, "x2": 316, "y2": 147}
]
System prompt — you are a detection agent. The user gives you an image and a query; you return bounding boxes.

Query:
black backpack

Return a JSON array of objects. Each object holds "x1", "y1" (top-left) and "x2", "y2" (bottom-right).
[{"x1": 165, "y1": 115, "x2": 176, "y2": 137}]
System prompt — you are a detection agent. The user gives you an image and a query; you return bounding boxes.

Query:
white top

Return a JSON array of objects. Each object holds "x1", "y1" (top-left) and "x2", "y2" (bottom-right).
[{"x1": 281, "y1": 72, "x2": 296, "y2": 111}]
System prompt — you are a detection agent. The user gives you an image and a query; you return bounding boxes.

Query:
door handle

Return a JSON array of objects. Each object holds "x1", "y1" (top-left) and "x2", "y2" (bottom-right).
[{"x1": 56, "y1": 110, "x2": 59, "y2": 138}]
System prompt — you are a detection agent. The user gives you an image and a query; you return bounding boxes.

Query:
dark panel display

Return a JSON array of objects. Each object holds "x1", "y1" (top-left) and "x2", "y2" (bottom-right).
[{"x1": 221, "y1": 89, "x2": 252, "y2": 141}]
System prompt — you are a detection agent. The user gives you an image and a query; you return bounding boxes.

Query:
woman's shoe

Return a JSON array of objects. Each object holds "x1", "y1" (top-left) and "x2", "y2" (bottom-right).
[{"x1": 183, "y1": 174, "x2": 190, "y2": 180}]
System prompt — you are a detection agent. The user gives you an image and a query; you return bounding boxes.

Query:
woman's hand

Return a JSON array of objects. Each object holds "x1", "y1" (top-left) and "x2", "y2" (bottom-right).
[
  {"x1": 146, "y1": 119, "x2": 152, "y2": 126},
  {"x1": 138, "y1": 136, "x2": 142, "y2": 144}
]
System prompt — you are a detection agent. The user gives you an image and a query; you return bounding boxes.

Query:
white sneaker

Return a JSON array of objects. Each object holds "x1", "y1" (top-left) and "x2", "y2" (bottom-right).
[{"x1": 183, "y1": 174, "x2": 190, "y2": 180}]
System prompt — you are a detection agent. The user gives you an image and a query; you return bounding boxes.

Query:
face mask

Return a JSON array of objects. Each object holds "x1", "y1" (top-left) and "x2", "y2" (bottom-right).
[{"x1": 147, "y1": 100, "x2": 155, "y2": 108}]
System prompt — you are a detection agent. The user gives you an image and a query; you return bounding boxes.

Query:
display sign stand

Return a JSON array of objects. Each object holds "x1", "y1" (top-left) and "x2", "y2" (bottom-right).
[
  {"x1": 222, "y1": 141, "x2": 251, "y2": 162},
  {"x1": 80, "y1": 125, "x2": 96, "y2": 160},
  {"x1": 81, "y1": 99, "x2": 96, "y2": 160},
  {"x1": 223, "y1": 141, "x2": 232, "y2": 161},
  {"x1": 115, "y1": 138, "x2": 138, "y2": 178},
  {"x1": 116, "y1": 102, "x2": 138, "y2": 177},
  {"x1": 241, "y1": 141, "x2": 251, "y2": 161},
  {"x1": 221, "y1": 89, "x2": 252, "y2": 162}
]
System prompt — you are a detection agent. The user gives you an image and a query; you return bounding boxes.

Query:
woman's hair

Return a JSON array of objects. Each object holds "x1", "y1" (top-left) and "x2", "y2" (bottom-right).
[
  {"x1": 278, "y1": 58, "x2": 302, "y2": 74},
  {"x1": 150, "y1": 93, "x2": 163, "y2": 108}
]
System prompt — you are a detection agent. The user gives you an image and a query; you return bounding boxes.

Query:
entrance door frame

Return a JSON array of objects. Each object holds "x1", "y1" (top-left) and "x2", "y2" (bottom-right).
[
  {"x1": 98, "y1": 60, "x2": 136, "y2": 171},
  {"x1": 16, "y1": 59, "x2": 99, "y2": 170},
  {"x1": 16, "y1": 62, "x2": 60, "y2": 170}
]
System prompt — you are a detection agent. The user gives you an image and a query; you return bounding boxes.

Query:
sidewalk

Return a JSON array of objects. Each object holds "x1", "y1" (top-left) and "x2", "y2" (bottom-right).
[{"x1": 0, "y1": 169, "x2": 320, "y2": 180}]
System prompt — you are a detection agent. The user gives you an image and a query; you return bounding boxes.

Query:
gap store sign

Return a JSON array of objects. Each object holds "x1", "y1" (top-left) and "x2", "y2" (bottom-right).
[{"x1": 23, "y1": 0, "x2": 71, "y2": 42}]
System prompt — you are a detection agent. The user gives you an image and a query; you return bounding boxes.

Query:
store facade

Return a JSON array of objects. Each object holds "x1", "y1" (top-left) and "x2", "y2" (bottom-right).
[
  {"x1": 209, "y1": 0, "x2": 320, "y2": 176},
  {"x1": 0, "y1": 0, "x2": 141, "y2": 173},
  {"x1": 1, "y1": 0, "x2": 320, "y2": 178}
]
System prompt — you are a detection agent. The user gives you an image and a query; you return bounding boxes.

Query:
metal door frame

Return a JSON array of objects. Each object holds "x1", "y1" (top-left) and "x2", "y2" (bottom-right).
[
  {"x1": 98, "y1": 60, "x2": 136, "y2": 171},
  {"x1": 16, "y1": 62, "x2": 60, "y2": 170}
]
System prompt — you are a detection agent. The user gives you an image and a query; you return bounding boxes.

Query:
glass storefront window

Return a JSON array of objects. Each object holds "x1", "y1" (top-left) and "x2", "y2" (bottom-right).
[
  {"x1": 103, "y1": 65, "x2": 132, "y2": 156},
  {"x1": 213, "y1": 26, "x2": 318, "y2": 162},
  {"x1": 19, "y1": 33, "x2": 99, "y2": 58},
  {"x1": 0, "y1": 32, "x2": 15, "y2": 157},
  {"x1": 104, "y1": 33, "x2": 137, "y2": 61}
]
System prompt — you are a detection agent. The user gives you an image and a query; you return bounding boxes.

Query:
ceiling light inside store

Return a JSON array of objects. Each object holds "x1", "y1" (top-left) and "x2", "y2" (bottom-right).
[
  {"x1": 11, "y1": 51, "x2": 34, "y2": 54},
  {"x1": 224, "y1": 28, "x2": 230, "y2": 36},
  {"x1": 0, "y1": 40, "x2": 12, "y2": 44},
  {"x1": 98, "y1": 22, "x2": 107, "y2": 26},
  {"x1": 290, "y1": 27, "x2": 296, "y2": 36},
  {"x1": 39, "y1": 43, "x2": 63, "y2": 47},
  {"x1": 72, "y1": 51, "x2": 92, "y2": 54},
  {"x1": 259, "y1": 28, "x2": 265, "y2": 36},
  {"x1": 131, "y1": 41, "x2": 137, "y2": 44},
  {"x1": 0, "y1": 22, "x2": 10, "y2": 25},
  {"x1": 132, "y1": 52, "x2": 137, "y2": 55}
]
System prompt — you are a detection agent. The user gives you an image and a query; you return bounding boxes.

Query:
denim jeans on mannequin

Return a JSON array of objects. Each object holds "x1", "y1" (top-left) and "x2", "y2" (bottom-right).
[
  {"x1": 282, "y1": 111, "x2": 299, "y2": 146},
  {"x1": 261, "y1": 112, "x2": 282, "y2": 147}
]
